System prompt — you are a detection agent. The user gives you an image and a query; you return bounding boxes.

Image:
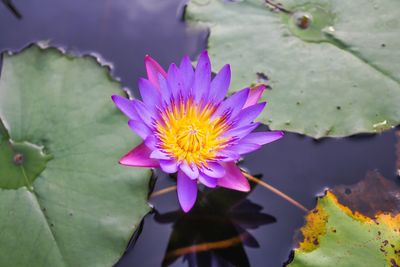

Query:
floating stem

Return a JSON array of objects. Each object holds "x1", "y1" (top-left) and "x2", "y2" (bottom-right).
[
  {"x1": 242, "y1": 172, "x2": 309, "y2": 212},
  {"x1": 165, "y1": 232, "x2": 248, "y2": 260},
  {"x1": 150, "y1": 171, "x2": 309, "y2": 213},
  {"x1": 150, "y1": 185, "x2": 177, "y2": 198}
]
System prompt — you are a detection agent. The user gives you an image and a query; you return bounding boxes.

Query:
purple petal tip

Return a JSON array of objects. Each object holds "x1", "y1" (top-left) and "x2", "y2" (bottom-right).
[
  {"x1": 177, "y1": 171, "x2": 198, "y2": 212},
  {"x1": 111, "y1": 94, "x2": 123, "y2": 103}
]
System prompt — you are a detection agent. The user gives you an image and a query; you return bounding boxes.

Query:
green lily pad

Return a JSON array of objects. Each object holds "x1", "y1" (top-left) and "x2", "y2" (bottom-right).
[
  {"x1": 0, "y1": 45, "x2": 151, "y2": 267},
  {"x1": 186, "y1": 0, "x2": 400, "y2": 138},
  {"x1": 0, "y1": 138, "x2": 52, "y2": 189},
  {"x1": 288, "y1": 191, "x2": 400, "y2": 267}
]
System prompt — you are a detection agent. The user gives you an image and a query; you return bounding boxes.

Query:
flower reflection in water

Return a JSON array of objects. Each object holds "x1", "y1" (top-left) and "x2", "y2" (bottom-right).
[{"x1": 153, "y1": 175, "x2": 276, "y2": 267}]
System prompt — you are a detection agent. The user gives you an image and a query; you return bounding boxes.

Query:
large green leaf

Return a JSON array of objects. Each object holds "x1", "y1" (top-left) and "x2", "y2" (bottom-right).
[
  {"x1": 288, "y1": 191, "x2": 400, "y2": 267},
  {"x1": 0, "y1": 45, "x2": 151, "y2": 267},
  {"x1": 186, "y1": 0, "x2": 400, "y2": 138}
]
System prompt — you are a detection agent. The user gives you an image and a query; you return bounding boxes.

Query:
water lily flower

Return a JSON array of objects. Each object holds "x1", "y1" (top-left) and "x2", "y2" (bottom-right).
[{"x1": 112, "y1": 51, "x2": 283, "y2": 212}]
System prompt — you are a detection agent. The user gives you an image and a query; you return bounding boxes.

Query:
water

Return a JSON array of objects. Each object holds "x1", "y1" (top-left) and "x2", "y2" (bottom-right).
[
  {"x1": 1, "y1": 1, "x2": 399, "y2": 266},
  {"x1": 0, "y1": 0, "x2": 205, "y2": 93}
]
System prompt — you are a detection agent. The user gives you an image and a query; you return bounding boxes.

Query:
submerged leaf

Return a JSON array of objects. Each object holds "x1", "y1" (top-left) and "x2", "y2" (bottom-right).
[
  {"x1": 332, "y1": 171, "x2": 400, "y2": 217},
  {"x1": 0, "y1": 45, "x2": 152, "y2": 267}
]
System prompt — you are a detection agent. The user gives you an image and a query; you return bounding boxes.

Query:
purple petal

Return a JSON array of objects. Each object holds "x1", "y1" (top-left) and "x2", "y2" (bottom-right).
[
  {"x1": 179, "y1": 56, "x2": 194, "y2": 93},
  {"x1": 138, "y1": 78, "x2": 161, "y2": 108},
  {"x1": 217, "y1": 162, "x2": 250, "y2": 192},
  {"x1": 198, "y1": 173, "x2": 217, "y2": 188},
  {"x1": 145, "y1": 55, "x2": 167, "y2": 90},
  {"x1": 212, "y1": 88, "x2": 249, "y2": 120},
  {"x1": 243, "y1": 85, "x2": 266, "y2": 109},
  {"x1": 177, "y1": 171, "x2": 198, "y2": 212},
  {"x1": 209, "y1": 64, "x2": 231, "y2": 103},
  {"x1": 111, "y1": 95, "x2": 139, "y2": 120},
  {"x1": 144, "y1": 135, "x2": 157, "y2": 150},
  {"x1": 150, "y1": 150, "x2": 171, "y2": 160},
  {"x1": 193, "y1": 51, "x2": 211, "y2": 102},
  {"x1": 128, "y1": 120, "x2": 152, "y2": 140},
  {"x1": 119, "y1": 142, "x2": 159, "y2": 167},
  {"x1": 158, "y1": 73, "x2": 172, "y2": 104},
  {"x1": 132, "y1": 99, "x2": 154, "y2": 126},
  {"x1": 234, "y1": 102, "x2": 266, "y2": 128},
  {"x1": 216, "y1": 149, "x2": 241, "y2": 162},
  {"x1": 167, "y1": 63, "x2": 184, "y2": 98},
  {"x1": 228, "y1": 142, "x2": 261, "y2": 155},
  {"x1": 240, "y1": 131, "x2": 284, "y2": 145},
  {"x1": 222, "y1": 122, "x2": 260, "y2": 139},
  {"x1": 202, "y1": 162, "x2": 225, "y2": 178},
  {"x1": 180, "y1": 162, "x2": 200, "y2": 180},
  {"x1": 159, "y1": 159, "x2": 178, "y2": 173}
]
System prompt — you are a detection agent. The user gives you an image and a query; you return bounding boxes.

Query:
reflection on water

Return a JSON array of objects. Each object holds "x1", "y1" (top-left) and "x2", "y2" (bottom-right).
[
  {"x1": 154, "y1": 176, "x2": 276, "y2": 267},
  {"x1": 1, "y1": 1, "x2": 400, "y2": 266}
]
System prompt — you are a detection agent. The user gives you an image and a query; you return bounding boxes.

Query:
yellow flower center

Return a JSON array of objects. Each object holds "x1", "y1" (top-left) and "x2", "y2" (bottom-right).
[{"x1": 156, "y1": 98, "x2": 231, "y2": 166}]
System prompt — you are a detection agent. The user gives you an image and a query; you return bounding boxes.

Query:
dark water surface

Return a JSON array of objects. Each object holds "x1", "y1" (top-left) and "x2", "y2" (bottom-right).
[
  {"x1": 0, "y1": 0, "x2": 205, "y2": 90},
  {"x1": 1, "y1": 1, "x2": 399, "y2": 266}
]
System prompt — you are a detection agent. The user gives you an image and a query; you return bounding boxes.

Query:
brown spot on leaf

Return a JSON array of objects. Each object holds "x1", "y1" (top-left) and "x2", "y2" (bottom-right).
[{"x1": 13, "y1": 153, "x2": 24, "y2": 165}]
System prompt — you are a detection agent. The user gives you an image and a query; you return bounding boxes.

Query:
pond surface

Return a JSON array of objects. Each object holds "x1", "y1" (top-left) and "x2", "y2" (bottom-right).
[{"x1": 1, "y1": 1, "x2": 399, "y2": 266}]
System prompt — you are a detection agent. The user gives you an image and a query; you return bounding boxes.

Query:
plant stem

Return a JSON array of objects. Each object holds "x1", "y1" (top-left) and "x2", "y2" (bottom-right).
[
  {"x1": 1, "y1": 0, "x2": 22, "y2": 19},
  {"x1": 242, "y1": 172, "x2": 308, "y2": 212},
  {"x1": 150, "y1": 185, "x2": 177, "y2": 198},
  {"x1": 149, "y1": 171, "x2": 309, "y2": 213},
  {"x1": 165, "y1": 232, "x2": 248, "y2": 260}
]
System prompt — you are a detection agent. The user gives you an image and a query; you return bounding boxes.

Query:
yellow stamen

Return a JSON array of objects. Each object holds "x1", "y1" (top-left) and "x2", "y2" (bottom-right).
[{"x1": 156, "y1": 98, "x2": 231, "y2": 167}]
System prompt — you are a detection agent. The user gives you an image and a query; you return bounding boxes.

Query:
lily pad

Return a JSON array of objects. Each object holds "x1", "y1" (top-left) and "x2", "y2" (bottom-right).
[
  {"x1": 288, "y1": 191, "x2": 400, "y2": 266},
  {"x1": 0, "y1": 45, "x2": 151, "y2": 267},
  {"x1": 185, "y1": 0, "x2": 400, "y2": 138}
]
